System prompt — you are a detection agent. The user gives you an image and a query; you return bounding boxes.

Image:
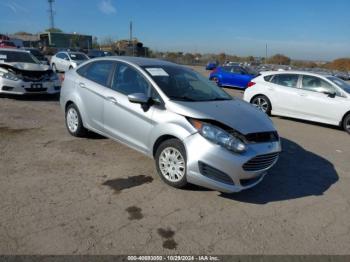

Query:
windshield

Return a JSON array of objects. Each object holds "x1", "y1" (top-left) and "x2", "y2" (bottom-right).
[
  {"x1": 69, "y1": 53, "x2": 88, "y2": 61},
  {"x1": 0, "y1": 50, "x2": 39, "y2": 64},
  {"x1": 327, "y1": 76, "x2": 350, "y2": 94},
  {"x1": 27, "y1": 49, "x2": 44, "y2": 59},
  {"x1": 142, "y1": 65, "x2": 232, "y2": 102}
]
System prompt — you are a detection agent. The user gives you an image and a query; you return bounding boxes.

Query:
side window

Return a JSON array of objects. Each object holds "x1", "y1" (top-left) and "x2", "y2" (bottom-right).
[
  {"x1": 56, "y1": 53, "x2": 64, "y2": 59},
  {"x1": 264, "y1": 75, "x2": 273, "y2": 82},
  {"x1": 76, "y1": 63, "x2": 90, "y2": 77},
  {"x1": 301, "y1": 75, "x2": 338, "y2": 95},
  {"x1": 111, "y1": 63, "x2": 150, "y2": 95},
  {"x1": 271, "y1": 74, "x2": 299, "y2": 88},
  {"x1": 84, "y1": 61, "x2": 114, "y2": 87}
]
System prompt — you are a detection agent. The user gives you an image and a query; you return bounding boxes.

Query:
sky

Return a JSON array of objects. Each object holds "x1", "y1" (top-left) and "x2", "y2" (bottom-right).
[{"x1": 0, "y1": 0, "x2": 349, "y2": 61}]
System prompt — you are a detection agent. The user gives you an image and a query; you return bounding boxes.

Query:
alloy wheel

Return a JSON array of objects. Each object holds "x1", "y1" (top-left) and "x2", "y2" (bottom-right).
[
  {"x1": 158, "y1": 147, "x2": 186, "y2": 182},
  {"x1": 253, "y1": 97, "x2": 269, "y2": 113},
  {"x1": 66, "y1": 107, "x2": 79, "y2": 133}
]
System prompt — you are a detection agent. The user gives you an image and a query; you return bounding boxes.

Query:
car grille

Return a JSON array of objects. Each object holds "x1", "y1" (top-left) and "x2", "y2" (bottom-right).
[
  {"x1": 25, "y1": 88, "x2": 47, "y2": 92},
  {"x1": 245, "y1": 131, "x2": 279, "y2": 143},
  {"x1": 242, "y1": 152, "x2": 279, "y2": 171},
  {"x1": 198, "y1": 162, "x2": 235, "y2": 185}
]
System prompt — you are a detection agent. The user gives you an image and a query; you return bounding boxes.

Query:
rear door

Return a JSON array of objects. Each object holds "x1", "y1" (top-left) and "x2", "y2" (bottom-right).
[
  {"x1": 76, "y1": 60, "x2": 115, "y2": 131},
  {"x1": 268, "y1": 74, "x2": 301, "y2": 116},
  {"x1": 297, "y1": 75, "x2": 346, "y2": 124},
  {"x1": 230, "y1": 66, "x2": 252, "y2": 88}
]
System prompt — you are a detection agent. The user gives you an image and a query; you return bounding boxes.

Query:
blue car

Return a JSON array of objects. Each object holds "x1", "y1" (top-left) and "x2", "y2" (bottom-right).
[
  {"x1": 209, "y1": 65, "x2": 255, "y2": 89},
  {"x1": 205, "y1": 61, "x2": 218, "y2": 70}
]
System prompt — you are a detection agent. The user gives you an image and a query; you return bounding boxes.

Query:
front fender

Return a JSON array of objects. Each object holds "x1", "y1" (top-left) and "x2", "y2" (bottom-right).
[{"x1": 147, "y1": 121, "x2": 196, "y2": 156}]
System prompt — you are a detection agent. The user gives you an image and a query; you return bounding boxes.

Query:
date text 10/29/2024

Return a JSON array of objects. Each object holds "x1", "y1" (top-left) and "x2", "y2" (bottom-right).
[{"x1": 127, "y1": 255, "x2": 220, "y2": 261}]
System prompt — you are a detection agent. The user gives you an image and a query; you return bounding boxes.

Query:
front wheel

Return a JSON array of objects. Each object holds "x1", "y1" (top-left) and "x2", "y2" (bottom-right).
[
  {"x1": 251, "y1": 95, "x2": 272, "y2": 115},
  {"x1": 343, "y1": 113, "x2": 350, "y2": 134},
  {"x1": 155, "y1": 139, "x2": 188, "y2": 188}
]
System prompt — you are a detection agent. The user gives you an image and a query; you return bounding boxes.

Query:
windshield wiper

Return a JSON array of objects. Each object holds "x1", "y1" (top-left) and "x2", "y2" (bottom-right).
[
  {"x1": 169, "y1": 95, "x2": 198, "y2": 101},
  {"x1": 205, "y1": 97, "x2": 232, "y2": 101}
]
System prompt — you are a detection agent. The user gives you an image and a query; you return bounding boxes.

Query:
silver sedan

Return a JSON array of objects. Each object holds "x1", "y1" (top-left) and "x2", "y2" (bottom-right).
[{"x1": 60, "y1": 57, "x2": 281, "y2": 193}]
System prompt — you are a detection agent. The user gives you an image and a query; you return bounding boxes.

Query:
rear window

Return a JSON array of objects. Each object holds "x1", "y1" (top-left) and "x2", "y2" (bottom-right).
[
  {"x1": 264, "y1": 75, "x2": 273, "y2": 82},
  {"x1": 271, "y1": 74, "x2": 299, "y2": 88}
]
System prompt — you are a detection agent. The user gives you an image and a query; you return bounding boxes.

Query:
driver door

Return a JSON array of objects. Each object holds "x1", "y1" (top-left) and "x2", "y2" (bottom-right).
[
  {"x1": 297, "y1": 75, "x2": 345, "y2": 124},
  {"x1": 103, "y1": 62, "x2": 156, "y2": 154}
]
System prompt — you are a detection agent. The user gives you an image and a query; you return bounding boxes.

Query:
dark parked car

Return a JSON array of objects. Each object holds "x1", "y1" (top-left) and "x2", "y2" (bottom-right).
[
  {"x1": 23, "y1": 48, "x2": 49, "y2": 65},
  {"x1": 205, "y1": 61, "x2": 218, "y2": 70},
  {"x1": 209, "y1": 65, "x2": 256, "y2": 89},
  {"x1": 87, "y1": 49, "x2": 114, "y2": 59}
]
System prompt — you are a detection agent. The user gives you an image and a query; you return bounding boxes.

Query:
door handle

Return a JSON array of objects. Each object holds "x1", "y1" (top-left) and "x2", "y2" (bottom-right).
[
  {"x1": 79, "y1": 82, "x2": 86, "y2": 88},
  {"x1": 106, "y1": 96, "x2": 118, "y2": 104}
]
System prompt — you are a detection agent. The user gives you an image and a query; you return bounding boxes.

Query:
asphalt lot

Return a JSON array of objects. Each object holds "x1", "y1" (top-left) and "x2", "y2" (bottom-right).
[{"x1": 0, "y1": 66, "x2": 349, "y2": 255}]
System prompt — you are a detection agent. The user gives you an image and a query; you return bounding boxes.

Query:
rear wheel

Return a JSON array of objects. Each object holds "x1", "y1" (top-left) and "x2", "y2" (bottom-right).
[
  {"x1": 251, "y1": 95, "x2": 272, "y2": 115},
  {"x1": 155, "y1": 139, "x2": 188, "y2": 188},
  {"x1": 343, "y1": 113, "x2": 350, "y2": 134},
  {"x1": 65, "y1": 104, "x2": 87, "y2": 137}
]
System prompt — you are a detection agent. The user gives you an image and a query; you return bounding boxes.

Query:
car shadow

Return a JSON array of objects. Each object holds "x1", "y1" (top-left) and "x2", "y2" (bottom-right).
[
  {"x1": 0, "y1": 93, "x2": 60, "y2": 102},
  {"x1": 220, "y1": 137, "x2": 338, "y2": 204}
]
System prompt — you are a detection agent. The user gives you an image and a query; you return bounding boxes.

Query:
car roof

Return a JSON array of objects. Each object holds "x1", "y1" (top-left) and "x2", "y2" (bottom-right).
[
  {"x1": 92, "y1": 56, "x2": 178, "y2": 67},
  {"x1": 0, "y1": 48, "x2": 28, "y2": 53},
  {"x1": 259, "y1": 70, "x2": 333, "y2": 78}
]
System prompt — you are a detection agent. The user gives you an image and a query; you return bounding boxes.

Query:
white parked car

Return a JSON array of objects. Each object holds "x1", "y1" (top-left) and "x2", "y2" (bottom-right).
[
  {"x1": 243, "y1": 71, "x2": 350, "y2": 133},
  {"x1": 50, "y1": 51, "x2": 89, "y2": 73}
]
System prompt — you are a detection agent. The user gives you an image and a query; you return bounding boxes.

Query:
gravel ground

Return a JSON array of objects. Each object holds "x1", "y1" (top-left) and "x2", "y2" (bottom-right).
[{"x1": 0, "y1": 66, "x2": 349, "y2": 255}]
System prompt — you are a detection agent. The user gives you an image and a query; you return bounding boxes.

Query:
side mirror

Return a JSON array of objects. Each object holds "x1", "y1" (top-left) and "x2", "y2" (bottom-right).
[
  {"x1": 323, "y1": 91, "x2": 336, "y2": 98},
  {"x1": 128, "y1": 93, "x2": 150, "y2": 104}
]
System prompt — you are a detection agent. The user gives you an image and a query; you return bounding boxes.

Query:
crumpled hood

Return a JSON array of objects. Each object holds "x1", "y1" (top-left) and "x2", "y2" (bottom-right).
[
  {"x1": 166, "y1": 98, "x2": 276, "y2": 135},
  {"x1": 0, "y1": 62, "x2": 49, "y2": 71}
]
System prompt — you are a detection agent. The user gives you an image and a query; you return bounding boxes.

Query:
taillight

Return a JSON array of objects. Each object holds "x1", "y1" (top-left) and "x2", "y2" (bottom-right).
[
  {"x1": 211, "y1": 68, "x2": 218, "y2": 74},
  {"x1": 247, "y1": 81, "x2": 256, "y2": 87}
]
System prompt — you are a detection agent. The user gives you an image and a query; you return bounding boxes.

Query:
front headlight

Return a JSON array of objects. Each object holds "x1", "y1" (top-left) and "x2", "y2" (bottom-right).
[
  {"x1": 189, "y1": 119, "x2": 246, "y2": 153},
  {"x1": 0, "y1": 71, "x2": 20, "y2": 81}
]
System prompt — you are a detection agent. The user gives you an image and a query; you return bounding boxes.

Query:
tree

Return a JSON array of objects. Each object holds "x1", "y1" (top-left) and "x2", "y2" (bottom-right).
[
  {"x1": 325, "y1": 58, "x2": 350, "y2": 71},
  {"x1": 267, "y1": 54, "x2": 291, "y2": 65}
]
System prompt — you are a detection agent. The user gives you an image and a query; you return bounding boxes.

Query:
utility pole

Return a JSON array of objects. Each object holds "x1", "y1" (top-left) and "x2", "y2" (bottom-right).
[
  {"x1": 48, "y1": 0, "x2": 55, "y2": 29},
  {"x1": 265, "y1": 43, "x2": 268, "y2": 63},
  {"x1": 130, "y1": 21, "x2": 135, "y2": 56}
]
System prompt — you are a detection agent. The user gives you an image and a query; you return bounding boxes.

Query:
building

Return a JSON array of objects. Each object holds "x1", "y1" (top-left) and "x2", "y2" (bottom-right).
[{"x1": 39, "y1": 32, "x2": 92, "y2": 50}]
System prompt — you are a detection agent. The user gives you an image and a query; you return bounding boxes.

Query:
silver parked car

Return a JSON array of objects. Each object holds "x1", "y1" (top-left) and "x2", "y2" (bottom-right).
[
  {"x1": 60, "y1": 57, "x2": 281, "y2": 193},
  {"x1": 0, "y1": 48, "x2": 60, "y2": 95},
  {"x1": 50, "y1": 51, "x2": 89, "y2": 72}
]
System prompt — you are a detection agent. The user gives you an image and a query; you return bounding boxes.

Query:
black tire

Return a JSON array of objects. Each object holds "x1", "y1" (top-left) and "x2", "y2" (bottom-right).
[
  {"x1": 155, "y1": 138, "x2": 188, "y2": 188},
  {"x1": 251, "y1": 95, "x2": 272, "y2": 115},
  {"x1": 342, "y1": 113, "x2": 350, "y2": 134},
  {"x1": 69, "y1": 66, "x2": 73, "y2": 70},
  {"x1": 65, "y1": 103, "x2": 87, "y2": 137}
]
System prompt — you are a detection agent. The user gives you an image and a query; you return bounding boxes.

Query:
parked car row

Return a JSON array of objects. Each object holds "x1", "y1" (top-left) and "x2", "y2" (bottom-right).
[{"x1": 1, "y1": 52, "x2": 349, "y2": 194}]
